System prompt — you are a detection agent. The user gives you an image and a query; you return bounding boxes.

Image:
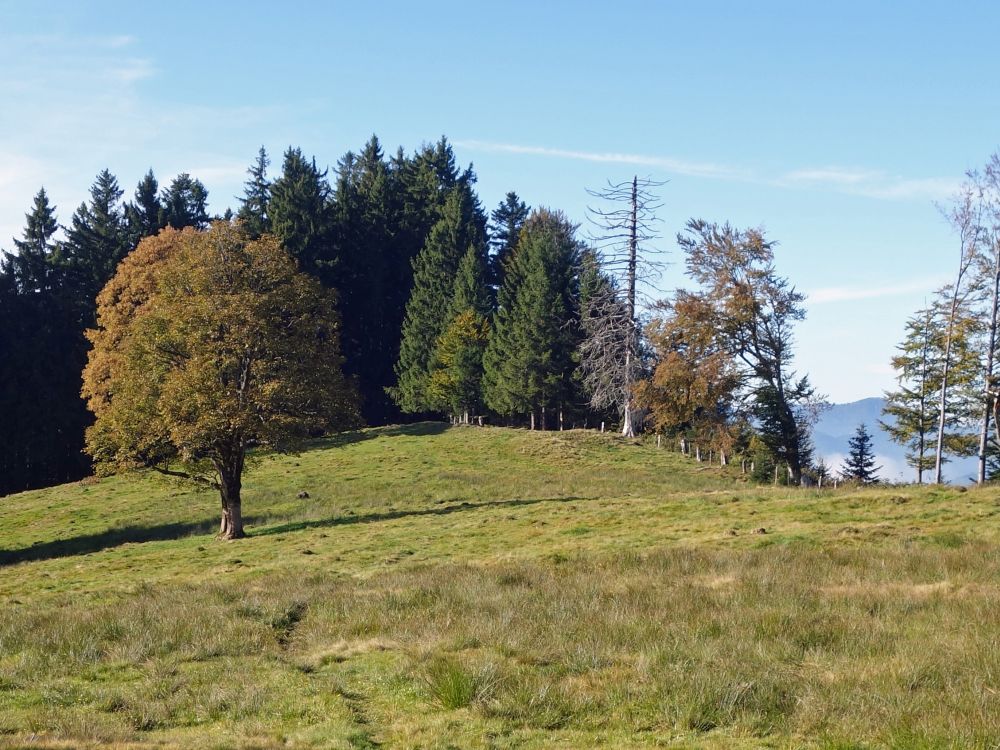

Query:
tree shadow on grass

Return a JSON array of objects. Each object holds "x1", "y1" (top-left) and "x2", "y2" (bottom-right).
[
  {"x1": 252, "y1": 495, "x2": 588, "y2": 537},
  {"x1": 0, "y1": 515, "x2": 268, "y2": 567},
  {"x1": 300, "y1": 421, "x2": 450, "y2": 452}
]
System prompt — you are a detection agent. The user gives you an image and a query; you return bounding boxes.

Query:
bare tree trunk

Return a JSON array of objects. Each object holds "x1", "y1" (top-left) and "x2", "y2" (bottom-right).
[
  {"x1": 936, "y1": 193, "x2": 978, "y2": 484},
  {"x1": 530, "y1": 410, "x2": 535, "y2": 431},
  {"x1": 918, "y1": 307, "x2": 930, "y2": 484},
  {"x1": 935, "y1": 301, "x2": 959, "y2": 485},
  {"x1": 621, "y1": 177, "x2": 639, "y2": 438},
  {"x1": 979, "y1": 241, "x2": 1000, "y2": 484}
]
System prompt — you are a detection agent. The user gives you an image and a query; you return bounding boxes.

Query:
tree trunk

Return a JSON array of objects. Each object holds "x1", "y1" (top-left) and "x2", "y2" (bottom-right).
[
  {"x1": 530, "y1": 410, "x2": 535, "y2": 431},
  {"x1": 217, "y1": 452, "x2": 245, "y2": 540},
  {"x1": 918, "y1": 307, "x2": 930, "y2": 484},
  {"x1": 979, "y1": 241, "x2": 1000, "y2": 484},
  {"x1": 620, "y1": 177, "x2": 639, "y2": 439},
  {"x1": 936, "y1": 226, "x2": 974, "y2": 484}
]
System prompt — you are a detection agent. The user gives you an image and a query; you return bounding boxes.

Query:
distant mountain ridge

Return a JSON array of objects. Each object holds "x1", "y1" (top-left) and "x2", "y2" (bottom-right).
[{"x1": 812, "y1": 397, "x2": 978, "y2": 484}]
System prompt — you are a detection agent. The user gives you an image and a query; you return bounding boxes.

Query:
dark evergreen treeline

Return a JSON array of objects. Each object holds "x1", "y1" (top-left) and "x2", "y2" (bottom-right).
[
  {"x1": 1, "y1": 170, "x2": 213, "y2": 495},
  {"x1": 2, "y1": 134, "x2": 825, "y2": 496},
  {"x1": 1, "y1": 136, "x2": 601, "y2": 496}
]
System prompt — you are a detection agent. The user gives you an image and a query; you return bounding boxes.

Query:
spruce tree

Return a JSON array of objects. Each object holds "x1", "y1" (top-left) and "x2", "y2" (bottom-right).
[
  {"x1": 61, "y1": 169, "x2": 129, "y2": 317},
  {"x1": 329, "y1": 137, "x2": 399, "y2": 422},
  {"x1": 482, "y1": 209, "x2": 581, "y2": 428},
  {"x1": 269, "y1": 147, "x2": 333, "y2": 275},
  {"x1": 126, "y1": 170, "x2": 164, "y2": 247},
  {"x1": 882, "y1": 307, "x2": 941, "y2": 482},
  {"x1": 1, "y1": 187, "x2": 60, "y2": 293},
  {"x1": 450, "y1": 243, "x2": 492, "y2": 319},
  {"x1": 841, "y1": 423, "x2": 881, "y2": 484},
  {"x1": 237, "y1": 146, "x2": 271, "y2": 238},
  {"x1": 393, "y1": 188, "x2": 485, "y2": 413},
  {"x1": 161, "y1": 173, "x2": 210, "y2": 230},
  {"x1": 489, "y1": 191, "x2": 529, "y2": 288}
]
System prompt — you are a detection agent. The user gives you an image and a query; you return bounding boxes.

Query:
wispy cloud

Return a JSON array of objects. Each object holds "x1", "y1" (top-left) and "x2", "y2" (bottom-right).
[
  {"x1": 456, "y1": 139, "x2": 960, "y2": 202},
  {"x1": 453, "y1": 140, "x2": 747, "y2": 180},
  {"x1": 805, "y1": 277, "x2": 945, "y2": 304},
  {"x1": 779, "y1": 167, "x2": 959, "y2": 201}
]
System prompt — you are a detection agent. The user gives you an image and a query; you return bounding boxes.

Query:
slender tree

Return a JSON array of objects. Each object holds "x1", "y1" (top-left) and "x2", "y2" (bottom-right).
[
  {"x1": 237, "y1": 146, "x2": 272, "y2": 238},
  {"x1": 882, "y1": 307, "x2": 940, "y2": 483},
  {"x1": 933, "y1": 186, "x2": 982, "y2": 483}
]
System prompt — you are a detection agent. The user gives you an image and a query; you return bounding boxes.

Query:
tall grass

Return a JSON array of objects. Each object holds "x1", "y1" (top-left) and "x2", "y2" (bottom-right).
[{"x1": 3, "y1": 425, "x2": 1000, "y2": 747}]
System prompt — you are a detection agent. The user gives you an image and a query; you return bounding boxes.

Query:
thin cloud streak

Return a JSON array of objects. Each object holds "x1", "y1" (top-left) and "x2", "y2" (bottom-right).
[
  {"x1": 456, "y1": 139, "x2": 959, "y2": 202},
  {"x1": 806, "y1": 277, "x2": 945, "y2": 304},
  {"x1": 453, "y1": 140, "x2": 746, "y2": 180}
]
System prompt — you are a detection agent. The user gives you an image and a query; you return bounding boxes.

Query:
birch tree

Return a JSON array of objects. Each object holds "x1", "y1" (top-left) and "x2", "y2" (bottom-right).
[{"x1": 934, "y1": 186, "x2": 983, "y2": 483}]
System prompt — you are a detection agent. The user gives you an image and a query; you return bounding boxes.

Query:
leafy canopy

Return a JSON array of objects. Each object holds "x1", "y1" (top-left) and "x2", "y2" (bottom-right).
[{"x1": 83, "y1": 222, "x2": 359, "y2": 481}]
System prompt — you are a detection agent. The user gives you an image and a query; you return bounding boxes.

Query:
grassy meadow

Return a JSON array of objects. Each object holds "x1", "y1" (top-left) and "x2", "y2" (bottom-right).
[{"x1": 2, "y1": 424, "x2": 1000, "y2": 748}]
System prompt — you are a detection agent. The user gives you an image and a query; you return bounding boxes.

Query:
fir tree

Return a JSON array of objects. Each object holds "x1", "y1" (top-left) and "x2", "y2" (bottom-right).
[
  {"x1": 482, "y1": 209, "x2": 582, "y2": 428},
  {"x1": 841, "y1": 423, "x2": 881, "y2": 484},
  {"x1": 237, "y1": 146, "x2": 271, "y2": 238},
  {"x1": 329, "y1": 137, "x2": 398, "y2": 422},
  {"x1": 269, "y1": 147, "x2": 333, "y2": 275},
  {"x1": 881, "y1": 307, "x2": 941, "y2": 482},
  {"x1": 393, "y1": 188, "x2": 485, "y2": 413},
  {"x1": 126, "y1": 170, "x2": 164, "y2": 247},
  {"x1": 488, "y1": 191, "x2": 529, "y2": 288},
  {"x1": 61, "y1": 169, "x2": 129, "y2": 317},
  {"x1": 1, "y1": 187, "x2": 60, "y2": 293},
  {"x1": 161, "y1": 173, "x2": 209, "y2": 230},
  {"x1": 450, "y1": 243, "x2": 492, "y2": 319}
]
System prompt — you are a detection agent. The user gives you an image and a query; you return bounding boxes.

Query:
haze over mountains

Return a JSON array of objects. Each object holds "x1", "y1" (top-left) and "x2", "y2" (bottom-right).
[{"x1": 814, "y1": 397, "x2": 978, "y2": 484}]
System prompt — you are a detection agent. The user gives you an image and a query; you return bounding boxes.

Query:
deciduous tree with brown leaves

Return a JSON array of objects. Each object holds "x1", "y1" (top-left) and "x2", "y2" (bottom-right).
[{"x1": 82, "y1": 222, "x2": 358, "y2": 539}]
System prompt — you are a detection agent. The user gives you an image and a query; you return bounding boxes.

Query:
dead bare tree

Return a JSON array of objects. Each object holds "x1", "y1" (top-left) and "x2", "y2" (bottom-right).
[{"x1": 582, "y1": 176, "x2": 666, "y2": 437}]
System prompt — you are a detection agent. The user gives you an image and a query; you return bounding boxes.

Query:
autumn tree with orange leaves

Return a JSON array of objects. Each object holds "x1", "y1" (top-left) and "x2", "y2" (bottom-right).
[
  {"x1": 83, "y1": 223, "x2": 358, "y2": 539},
  {"x1": 636, "y1": 292, "x2": 744, "y2": 462}
]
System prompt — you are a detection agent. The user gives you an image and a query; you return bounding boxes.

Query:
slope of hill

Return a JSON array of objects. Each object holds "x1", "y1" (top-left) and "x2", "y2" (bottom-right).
[{"x1": 2, "y1": 424, "x2": 1000, "y2": 749}]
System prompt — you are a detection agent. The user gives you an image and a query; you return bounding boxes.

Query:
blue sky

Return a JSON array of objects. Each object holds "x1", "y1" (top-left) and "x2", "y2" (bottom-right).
[{"x1": 2, "y1": 1, "x2": 998, "y2": 402}]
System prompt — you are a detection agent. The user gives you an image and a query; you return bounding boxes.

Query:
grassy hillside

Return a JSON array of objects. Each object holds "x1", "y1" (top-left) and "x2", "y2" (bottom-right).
[{"x1": 2, "y1": 424, "x2": 1000, "y2": 749}]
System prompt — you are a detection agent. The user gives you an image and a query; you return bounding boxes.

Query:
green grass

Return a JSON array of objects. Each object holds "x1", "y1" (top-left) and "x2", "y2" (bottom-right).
[{"x1": 3, "y1": 423, "x2": 1000, "y2": 748}]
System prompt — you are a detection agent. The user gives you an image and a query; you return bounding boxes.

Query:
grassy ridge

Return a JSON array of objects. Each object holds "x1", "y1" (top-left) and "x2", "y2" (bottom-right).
[{"x1": 2, "y1": 424, "x2": 1000, "y2": 748}]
